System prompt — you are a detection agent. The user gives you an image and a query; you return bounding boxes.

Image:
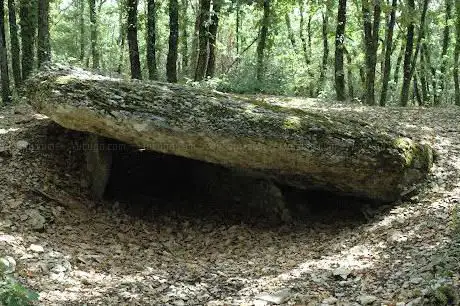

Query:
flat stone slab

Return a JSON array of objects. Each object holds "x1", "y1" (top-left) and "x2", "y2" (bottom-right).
[{"x1": 21, "y1": 65, "x2": 434, "y2": 202}]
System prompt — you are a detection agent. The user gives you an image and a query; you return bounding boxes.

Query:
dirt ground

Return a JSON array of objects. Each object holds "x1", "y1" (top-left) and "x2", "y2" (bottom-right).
[{"x1": 0, "y1": 100, "x2": 459, "y2": 305}]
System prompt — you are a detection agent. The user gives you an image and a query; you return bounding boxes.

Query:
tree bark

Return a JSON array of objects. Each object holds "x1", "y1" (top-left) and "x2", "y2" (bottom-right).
[
  {"x1": 147, "y1": 0, "x2": 158, "y2": 80},
  {"x1": 285, "y1": 13, "x2": 296, "y2": 48},
  {"x1": 79, "y1": 0, "x2": 85, "y2": 63},
  {"x1": 334, "y1": 0, "x2": 347, "y2": 101},
  {"x1": 180, "y1": 0, "x2": 188, "y2": 77},
  {"x1": 393, "y1": 41, "x2": 404, "y2": 88},
  {"x1": 88, "y1": 0, "x2": 100, "y2": 69},
  {"x1": 318, "y1": 8, "x2": 329, "y2": 95},
  {"x1": 298, "y1": 0, "x2": 308, "y2": 64},
  {"x1": 402, "y1": 0, "x2": 428, "y2": 106},
  {"x1": 345, "y1": 49, "x2": 354, "y2": 99},
  {"x1": 194, "y1": 0, "x2": 211, "y2": 81},
  {"x1": 190, "y1": 6, "x2": 201, "y2": 77},
  {"x1": 20, "y1": 0, "x2": 37, "y2": 80},
  {"x1": 167, "y1": 0, "x2": 179, "y2": 82},
  {"x1": 437, "y1": 0, "x2": 452, "y2": 106},
  {"x1": 455, "y1": 0, "x2": 460, "y2": 105},
  {"x1": 8, "y1": 0, "x2": 21, "y2": 86},
  {"x1": 117, "y1": 0, "x2": 126, "y2": 74},
  {"x1": 206, "y1": 0, "x2": 220, "y2": 78},
  {"x1": 37, "y1": 0, "x2": 51, "y2": 66},
  {"x1": 24, "y1": 65, "x2": 435, "y2": 203},
  {"x1": 361, "y1": 0, "x2": 381, "y2": 106},
  {"x1": 255, "y1": 0, "x2": 270, "y2": 83},
  {"x1": 0, "y1": 0, "x2": 10, "y2": 103},
  {"x1": 126, "y1": 0, "x2": 142, "y2": 79},
  {"x1": 400, "y1": 0, "x2": 415, "y2": 106},
  {"x1": 379, "y1": 0, "x2": 397, "y2": 106}
]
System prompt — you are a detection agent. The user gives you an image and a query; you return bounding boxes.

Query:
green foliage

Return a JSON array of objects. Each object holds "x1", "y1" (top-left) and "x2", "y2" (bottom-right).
[
  {"x1": 0, "y1": 261, "x2": 38, "y2": 306},
  {"x1": 423, "y1": 284, "x2": 459, "y2": 306},
  {"x1": 0, "y1": 277, "x2": 39, "y2": 306}
]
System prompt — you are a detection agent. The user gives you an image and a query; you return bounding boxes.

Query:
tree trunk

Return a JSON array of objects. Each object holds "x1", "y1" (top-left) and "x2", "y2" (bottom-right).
[
  {"x1": 190, "y1": 7, "x2": 200, "y2": 77},
  {"x1": 413, "y1": 73, "x2": 422, "y2": 106},
  {"x1": 79, "y1": 0, "x2": 85, "y2": 63},
  {"x1": 147, "y1": 0, "x2": 158, "y2": 80},
  {"x1": 117, "y1": 0, "x2": 126, "y2": 74},
  {"x1": 20, "y1": 0, "x2": 37, "y2": 80},
  {"x1": 334, "y1": 0, "x2": 347, "y2": 101},
  {"x1": 8, "y1": 0, "x2": 21, "y2": 86},
  {"x1": 255, "y1": 0, "x2": 270, "y2": 83},
  {"x1": 194, "y1": 0, "x2": 211, "y2": 81},
  {"x1": 180, "y1": 0, "x2": 188, "y2": 77},
  {"x1": 88, "y1": 0, "x2": 100, "y2": 69},
  {"x1": 205, "y1": 0, "x2": 220, "y2": 78},
  {"x1": 236, "y1": 1, "x2": 239, "y2": 54},
  {"x1": 419, "y1": 46, "x2": 429, "y2": 103},
  {"x1": 402, "y1": 0, "x2": 428, "y2": 106},
  {"x1": 37, "y1": 0, "x2": 51, "y2": 66},
  {"x1": 0, "y1": 0, "x2": 10, "y2": 103},
  {"x1": 345, "y1": 49, "x2": 354, "y2": 99},
  {"x1": 362, "y1": 0, "x2": 381, "y2": 106},
  {"x1": 379, "y1": 0, "x2": 397, "y2": 106},
  {"x1": 167, "y1": 0, "x2": 179, "y2": 82},
  {"x1": 455, "y1": 0, "x2": 460, "y2": 105},
  {"x1": 437, "y1": 0, "x2": 452, "y2": 106},
  {"x1": 285, "y1": 13, "x2": 296, "y2": 48},
  {"x1": 318, "y1": 9, "x2": 329, "y2": 95},
  {"x1": 393, "y1": 41, "x2": 404, "y2": 88},
  {"x1": 400, "y1": 0, "x2": 415, "y2": 106},
  {"x1": 298, "y1": 0, "x2": 308, "y2": 64},
  {"x1": 126, "y1": 0, "x2": 142, "y2": 79}
]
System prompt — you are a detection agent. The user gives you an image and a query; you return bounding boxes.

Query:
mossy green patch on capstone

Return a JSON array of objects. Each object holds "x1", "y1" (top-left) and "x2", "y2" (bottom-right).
[
  {"x1": 393, "y1": 137, "x2": 417, "y2": 167},
  {"x1": 55, "y1": 75, "x2": 76, "y2": 85},
  {"x1": 283, "y1": 116, "x2": 302, "y2": 130}
]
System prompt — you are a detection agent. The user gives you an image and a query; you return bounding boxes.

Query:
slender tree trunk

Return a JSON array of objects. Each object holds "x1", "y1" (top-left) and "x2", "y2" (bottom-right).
[
  {"x1": 88, "y1": 0, "x2": 100, "y2": 69},
  {"x1": 285, "y1": 13, "x2": 296, "y2": 48},
  {"x1": 194, "y1": 0, "x2": 211, "y2": 81},
  {"x1": 423, "y1": 40, "x2": 437, "y2": 105},
  {"x1": 20, "y1": 0, "x2": 37, "y2": 80},
  {"x1": 393, "y1": 41, "x2": 404, "y2": 88},
  {"x1": 167, "y1": 0, "x2": 179, "y2": 82},
  {"x1": 419, "y1": 46, "x2": 429, "y2": 103},
  {"x1": 362, "y1": 0, "x2": 381, "y2": 106},
  {"x1": 400, "y1": 0, "x2": 415, "y2": 106},
  {"x1": 37, "y1": 0, "x2": 51, "y2": 66},
  {"x1": 345, "y1": 49, "x2": 354, "y2": 99},
  {"x1": 318, "y1": 9, "x2": 329, "y2": 95},
  {"x1": 8, "y1": 0, "x2": 21, "y2": 86},
  {"x1": 298, "y1": 0, "x2": 308, "y2": 64},
  {"x1": 334, "y1": 0, "x2": 347, "y2": 101},
  {"x1": 206, "y1": 0, "x2": 220, "y2": 78},
  {"x1": 79, "y1": 0, "x2": 85, "y2": 63},
  {"x1": 180, "y1": 0, "x2": 188, "y2": 77},
  {"x1": 401, "y1": 0, "x2": 428, "y2": 106},
  {"x1": 255, "y1": 0, "x2": 270, "y2": 83},
  {"x1": 437, "y1": 0, "x2": 452, "y2": 105},
  {"x1": 379, "y1": 0, "x2": 397, "y2": 106},
  {"x1": 0, "y1": 0, "x2": 10, "y2": 103},
  {"x1": 126, "y1": 0, "x2": 142, "y2": 79},
  {"x1": 413, "y1": 73, "x2": 422, "y2": 105},
  {"x1": 236, "y1": 1, "x2": 239, "y2": 54},
  {"x1": 190, "y1": 4, "x2": 201, "y2": 76},
  {"x1": 117, "y1": 0, "x2": 126, "y2": 74},
  {"x1": 455, "y1": 0, "x2": 460, "y2": 105},
  {"x1": 147, "y1": 0, "x2": 158, "y2": 80}
]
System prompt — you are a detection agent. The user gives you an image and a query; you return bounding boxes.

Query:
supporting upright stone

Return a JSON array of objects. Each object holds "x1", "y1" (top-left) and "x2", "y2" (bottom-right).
[{"x1": 85, "y1": 134, "x2": 112, "y2": 200}]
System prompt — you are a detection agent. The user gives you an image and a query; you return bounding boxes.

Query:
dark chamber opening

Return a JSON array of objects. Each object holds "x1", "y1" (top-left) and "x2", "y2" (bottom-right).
[{"x1": 105, "y1": 142, "x2": 384, "y2": 225}]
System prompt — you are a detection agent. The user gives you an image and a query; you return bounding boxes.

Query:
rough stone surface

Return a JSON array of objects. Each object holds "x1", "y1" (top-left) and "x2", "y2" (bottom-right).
[{"x1": 22, "y1": 65, "x2": 434, "y2": 202}]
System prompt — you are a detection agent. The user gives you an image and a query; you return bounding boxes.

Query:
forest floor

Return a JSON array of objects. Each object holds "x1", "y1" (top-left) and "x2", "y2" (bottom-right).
[{"x1": 0, "y1": 99, "x2": 460, "y2": 305}]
